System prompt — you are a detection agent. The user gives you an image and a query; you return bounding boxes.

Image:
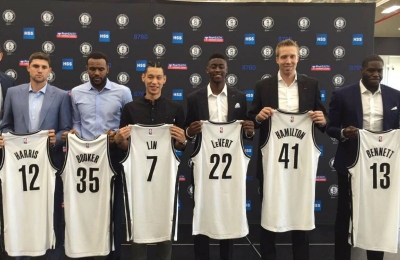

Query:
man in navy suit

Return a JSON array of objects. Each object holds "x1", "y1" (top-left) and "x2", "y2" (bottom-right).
[
  {"x1": 327, "y1": 54, "x2": 400, "y2": 260},
  {"x1": 185, "y1": 53, "x2": 254, "y2": 260},
  {"x1": 0, "y1": 46, "x2": 16, "y2": 121}
]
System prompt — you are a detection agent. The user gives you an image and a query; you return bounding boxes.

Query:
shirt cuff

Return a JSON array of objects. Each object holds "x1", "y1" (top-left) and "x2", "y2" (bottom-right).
[
  {"x1": 185, "y1": 128, "x2": 194, "y2": 139},
  {"x1": 340, "y1": 129, "x2": 348, "y2": 141},
  {"x1": 245, "y1": 131, "x2": 255, "y2": 138},
  {"x1": 255, "y1": 116, "x2": 262, "y2": 124}
]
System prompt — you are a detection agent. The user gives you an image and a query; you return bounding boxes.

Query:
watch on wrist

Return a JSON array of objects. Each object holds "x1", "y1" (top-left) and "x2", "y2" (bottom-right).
[{"x1": 180, "y1": 140, "x2": 188, "y2": 146}]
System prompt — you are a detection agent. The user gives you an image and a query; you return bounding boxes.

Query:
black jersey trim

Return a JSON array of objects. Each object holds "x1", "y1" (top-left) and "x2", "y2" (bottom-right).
[
  {"x1": 109, "y1": 175, "x2": 115, "y2": 250},
  {"x1": 260, "y1": 116, "x2": 272, "y2": 149},
  {"x1": 348, "y1": 174, "x2": 355, "y2": 246},
  {"x1": 311, "y1": 122, "x2": 322, "y2": 154},
  {"x1": 133, "y1": 123, "x2": 166, "y2": 127},
  {"x1": 121, "y1": 167, "x2": 132, "y2": 241},
  {"x1": 204, "y1": 119, "x2": 238, "y2": 125},
  {"x1": 347, "y1": 132, "x2": 361, "y2": 170},
  {"x1": 170, "y1": 173, "x2": 179, "y2": 241},
  {"x1": 275, "y1": 109, "x2": 309, "y2": 115},
  {"x1": 0, "y1": 181, "x2": 4, "y2": 253}
]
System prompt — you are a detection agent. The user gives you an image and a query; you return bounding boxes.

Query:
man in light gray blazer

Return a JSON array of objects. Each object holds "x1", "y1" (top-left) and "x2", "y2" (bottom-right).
[{"x1": 0, "y1": 52, "x2": 72, "y2": 260}]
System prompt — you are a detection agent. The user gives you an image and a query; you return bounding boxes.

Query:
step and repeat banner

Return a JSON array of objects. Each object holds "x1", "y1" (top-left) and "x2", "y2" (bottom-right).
[{"x1": 0, "y1": 0, "x2": 375, "y2": 224}]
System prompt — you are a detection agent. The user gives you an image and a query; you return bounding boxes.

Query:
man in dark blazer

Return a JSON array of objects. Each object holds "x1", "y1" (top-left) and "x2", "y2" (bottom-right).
[
  {"x1": 0, "y1": 46, "x2": 16, "y2": 120},
  {"x1": 248, "y1": 39, "x2": 326, "y2": 260},
  {"x1": 327, "y1": 54, "x2": 400, "y2": 260},
  {"x1": 185, "y1": 53, "x2": 254, "y2": 260}
]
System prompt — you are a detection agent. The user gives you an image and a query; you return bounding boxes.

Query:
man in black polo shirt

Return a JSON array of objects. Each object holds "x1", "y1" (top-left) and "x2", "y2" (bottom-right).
[{"x1": 115, "y1": 61, "x2": 186, "y2": 260}]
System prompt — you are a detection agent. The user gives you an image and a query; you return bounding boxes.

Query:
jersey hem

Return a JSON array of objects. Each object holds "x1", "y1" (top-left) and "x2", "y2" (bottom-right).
[
  {"x1": 65, "y1": 251, "x2": 110, "y2": 257},
  {"x1": 132, "y1": 237, "x2": 171, "y2": 244},
  {"x1": 192, "y1": 231, "x2": 249, "y2": 239},
  {"x1": 261, "y1": 224, "x2": 315, "y2": 232},
  {"x1": 352, "y1": 243, "x2": 398, "y2": 254},
  {"x1": 7, "y1": 250, "x2": 47, "y2": 257}
]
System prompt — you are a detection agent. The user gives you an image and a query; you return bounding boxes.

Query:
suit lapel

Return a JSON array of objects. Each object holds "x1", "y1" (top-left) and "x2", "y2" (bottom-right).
[
  {"x1": 269, "y1": 75, "x2": 279, "y2": 109},
  {"x1": 381, "y1": 85, "x2": 392, "y2": 130},
  {"x1": 199, "y1": 87, "x2": 209, "y2": 120},
  {"x1": 227, "y1": 88, "x2": 236, "y2": 121},
  {"x1": 19, "y1": 84, "x2": 30, "y2": 130},
  {"x1": 297, "y1": 75, "x2": 308, "y2": 112},
  {"x1": 353, "y1": 84, "x2": 363, "y2": 128},
  {"x1": 38, "y1": 85, "x2": 56, "y2": 128}
]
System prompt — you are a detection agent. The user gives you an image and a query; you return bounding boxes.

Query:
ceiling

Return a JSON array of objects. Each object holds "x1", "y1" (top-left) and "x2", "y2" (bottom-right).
[{"x1": 170, "y1": 0, "x2": 400, "y2": 37}]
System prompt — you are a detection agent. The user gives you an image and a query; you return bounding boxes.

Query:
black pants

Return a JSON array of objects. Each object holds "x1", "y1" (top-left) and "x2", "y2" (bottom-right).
[
  {"x1": 260, "y1": 228, "x2": 309, "y2": 260},
  {"x1": 335, "y1": 174, "x2": 384, "y2": 260},
  {"x1": 194, "y1": 235, "x2": 233, "y2": 260}
]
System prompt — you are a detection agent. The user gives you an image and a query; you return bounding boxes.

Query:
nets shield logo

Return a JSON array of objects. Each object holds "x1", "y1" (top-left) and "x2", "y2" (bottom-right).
[
  {"x1": 41, "y1": 11, "x2": 54, "y2": 25},
  {"x1": 261, "y1": 46, "x2": 274, "y2": 59},
  {"x1": 47, "y1": 71, "x2": 55, "y2": 83},
  {"x1": 80, "y1": 71, "x2": 89, "y2": 83},
  {"x1": 189, "y1": 16, "x2": 202, "y2": 29},
  {"x1": 226, "y1": 74, "x2": 238, "y2": 87},
  {"x1": 80, "y1": 42, "x2": 92, "y2": 56},
  {"x1": 117, "y1": 43, "x2": 129, "y2": 57},
  {"x1": 333, "y1": 74, "x2": 345, "y2": 87},
  {"x1": 153, "y1": 14, "x2": 165, "y2": 28},
  {"x1": 3, "y1": 10, "x2": 16, "y2": 24},
  {"x1": 262, "y1": 17, "x2": 274, "y2": 30},
  {"x1": 333, "y1": 46, "x2": 345, "y2": 59},
  {"x1": 262, "y1": 74, "x2": 272, "y2": 79},
  {"x1": 190, "y1": 45, "x2": 202, "y2": 59},
  {"x1": 153, "y1": 44, "x2": 166, "y2": 57},
  {"x1": 79, "y1": 13, "x2": 92, "y2": 26},
  {"x1": 116, "y1": 14, "x2": 129, "y2": 27},
  {"x1": 334, "y1": 17, "x2": 346, "y2": 30},
  {"x1": 42, "y1": 41, "x2": 55, "y2": 54},
  {"x1": 190, "y1": 73, "x2": 202, "y2": 86},
  {"x1": 298, "y1": 17, "x2": 310, "y2": 30},
  {"x1": 329, "y1": 184, "x2": 339, "y2": 197},
  {"x1": 225, "y1": 46, "x2": 238, "y2": 59},
  {"x1": 299, "y1": 46, "x2": 309, "y2": 59},
  {"x1": 117, "y1": 72, "x2": 129, "y2": 84},
  {"x1": 5, "y1": 69, "x2": 17, "y2": 80},
  {"x1": 3, "y1": 40, "x2": 16, "y2": 53},
  {"x1": 226, "y1": 17, "x2": 238, "y2": 30}
]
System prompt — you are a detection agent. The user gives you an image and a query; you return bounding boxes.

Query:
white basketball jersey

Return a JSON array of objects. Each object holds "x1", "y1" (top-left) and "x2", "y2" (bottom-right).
[
  {"x1": 191, "y1": 120, "x2": 250, "y2": 239},
  {"x1": 261, "y1": 110, "x2": 321, "y2": 232},
  {"x1": 0, "y1": 131, "x2": 57, "y2": 256},
  {"x1": 348, "y1": 129, "x2": 400, "y2": 253},
  {"x1": 122, "y1": 124, "x2": 180, "y2": 243},
  {"x1": 61, "y1": 134, "x2": 116, "y2": 257}
]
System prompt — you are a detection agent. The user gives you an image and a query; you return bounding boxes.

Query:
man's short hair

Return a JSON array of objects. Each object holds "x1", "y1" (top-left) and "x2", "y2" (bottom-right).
[
  {"x1": 362, "y1": 54, "x2": 384, "y2": 68},
  {"x1": 29, "y1": 52, "x2": 51, "y2": 67},
  {"x1": 276, "y1": 39, "x2": 299, "y2": 57},
  {"x1": 144, "y1": 61, "x2": 164, "y2": 74},
  {"x1": 208, "y1": 52, "x2": 226, "y2": 61},
  {"x1": 86, "y1": 51, "x2": 108, "y2": 65}
]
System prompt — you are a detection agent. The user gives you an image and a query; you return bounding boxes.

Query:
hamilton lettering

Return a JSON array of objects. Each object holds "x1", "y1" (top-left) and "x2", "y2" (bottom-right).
[
  {"x1": 76, "y1": 154, "x2": 100, "y2": 163},
  {"x1": 14, "y1": 150, "x2": 39, "y2": 160},
  {"x1": 275, "y1": 128, "x2": 306, "y2": 140},
  {"x1": 211, "y1": 139, "x2": 233, "y2": 148},
  {"x1": 147, "y1": 141, "x2": 157, "y2": 150},
  {"x1": 365, "y1": 148, "x2": 394, "y2": 159}
]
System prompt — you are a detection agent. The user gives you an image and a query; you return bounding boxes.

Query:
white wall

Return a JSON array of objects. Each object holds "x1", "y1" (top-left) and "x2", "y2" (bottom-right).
[{"x1": 380, "y1": 55, "x2": 400, "y2": 91}]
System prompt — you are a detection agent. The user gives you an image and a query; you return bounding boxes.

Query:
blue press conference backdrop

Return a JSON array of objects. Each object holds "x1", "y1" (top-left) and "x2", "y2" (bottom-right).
[{"x1": 0, "y1": 0, "x2": 375, "y2": 224}]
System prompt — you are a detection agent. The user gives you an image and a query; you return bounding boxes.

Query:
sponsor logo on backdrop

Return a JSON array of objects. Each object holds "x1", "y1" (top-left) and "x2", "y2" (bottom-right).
[
  {"x1": 19, "y1": 60, "x2": 29, "y2": 66},
  {"x1": 179, "y1": 175, "x2": 185, "y2": 181},
  {"x1": 47, "y1": 71, "x2": 55, "y2": 83},
  {"x1": 246, "y1": 175, "x2": 254, "y2": 181},
  {"x1": 168, "y1": 64, "x2": 187, "y2": 70},
  {"x1": 226, "y1": 46, "x2": 238, "y2": 59},
  {"x1": 190, "y1": 73, "x2": 202, "y2": 87},
  {"x1": 134, "y1": 34, "x2": 148, "y2": 40},
  {"x1": 262, "y1": 74, "x2": 272, "y2": 79},
  {"x1": 42, "y1": 41, "x2": 55, "y2": 54},
  {"x1": 298, "y1": 17, "x2": 310, "y2": 30},
  {"x1": 246, "y1": 200, "x2": 252, "y2": 211},
  {"x1": 178, "y1": 200, "x2": 181, "y2": 210},
  {"x1": 3, "y1": 40, "x2": 16, "y2": 54},
  {"x1": 116, "y1": 14, "x2": 129, "y2": 28},
  {"x1": 117, "y1": 72, "x2": 129, "y2": 84},
  {"x1": 3, "y1": 10, "x2": 16, "y2": 24},
  {"x1": 187, "y1": 184, "x2": 193, "y2": 197},
  {"x1": 315, "y1": 200, "x2": 322, "y2": 211},
  {"x1": 319, "y1": 145, "x2": 324, "y2": 156},
  {"x1": 262, "y1": 17, "x2": 274, "y2": 31},
  {"x1": 134, "y1": 91, "x2": 145, "y2": 97},
  {"x1": 117, "y1": 43, "x2": 129, "y2": 58},
  {"x1": 329, "y1": 184, "x2": 339, "y2": 197},
  {"x1": 204, "y1": 36, "x2": 224, "y2": 43},
  {"x1": 5, "y1": 69, "x2": 17, "y2": 79},
  {"x1": 189, "y1": 16, "x2": 202, "y2": 30},
  {"x1": 190, "y1": 45, "x2": 202, "y2": 59},
  {"x1": 244, "y1": 34, "x2": 255, "y2": 45},
  {"x1": 175, "y1": 150, "x2": 182, "y2": 157},
  {"x1": 278, "y1": 36, "x2": 292, "y2": 42},
  {"x1": 62, "y1": 59, "x2": 74, "y2": 70},
  {"x1": 316, "y1": 34, "x2": 327, "y2": 45},
  {"x1": 316, "y1": 176, "x2": 327, "y2": 182},
  {"x1": 23, "y1": 28, "x2": 35, "y2": 40},
  {"x1": 172, "y1": 89, "x2": 183, "y2": 101},
  {"x1": 333, "y1": 46, "x2": 345, "y2": 59},
  {"x1": 244, "y1": 90, "x2": 254, "y2": 102},
  {"x1": 331, "y1": 137, "x2": 339, "y2": 145},
  {"x1": 226, "y1": 17, "x2": 238, "y2": 30},
  {"x1": 311, "y1": 65, "x2": 331, "y2": 71},
  {"x1": 57, "y1": 32, "x2": 77, "y2": 39},
  {"x1": 136, "y1": 60, "x2": 147, "y2": 72},
  {"x1": 350, "y1": 65, "x2": 362, "y2": 71},
  {"x1": 80, "y1": 71, "x2": 89, "y2": 83},
  {"x1": 320, "y1": 90, "x2": 326, "y2": 101},
  {"x1": 41, "y1": 11, "x2": 54, "y2": 25},
  {"x1": 299, "y1": 46, "x2": 309, "y2": 59},
  {"x1": 244, "y1": 145, "x2": 253, "y2": 156},
  {"x1": 172, "y1": 32, "x2": 183, "y2": 44},
  {"x1": 329, "y1": 157, "x2": 336, "y2": 171},
  {"x1": 226, "y1": 74, "x2": 238, "y2": 87},
  {"x1": 153, "y1": 14, "x2": 165, "y2": 28},
  {"x1": 242, "y1": 65, "x2": 256, "y2": 71},
  {"x1": 79, "y1": 13, "x2": 92, "y2": 27},
  {"x1": 333, "y1": 74, "x2": 345, "y2": 87},
  {"x1": 334, "y1": 17, "x2": 346, "y2": 31},
  {"x1": 80, "y1": 42, "x2": 92, "y2": 56},
  {"x1": 261, "y1": 46, "x2": 274, "y2": 59},
  {"x1": 153, "y1": 44, "x2": 166, "y2": 57},
  {"x1": 352, "y1": 34, "x2": 363, "y2": 45},
  {"x1": 99, "y1": 31, "x2": 110, "y2": 42}
]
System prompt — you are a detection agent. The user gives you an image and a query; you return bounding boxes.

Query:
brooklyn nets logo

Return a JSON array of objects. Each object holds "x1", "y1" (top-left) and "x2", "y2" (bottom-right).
[
  {"x1": 41, "y1": 11, "x2": 54, "y2": 25},
  {"x1": 299, "y1": 46, "x2": 310, "y2": 59},
  {"x1": 262, "y1": 17, "x2": 274, "y2": 30},
  {"x1": 225, "y1": 46, "x2": 238, "y2": 59},
  {"x1": 329, "y1": 184, "x2": 339, "y2": 197},
  {"x1": 334, "y1": 17, "x2": 346, "y2": 30},
  {"x1": 117, "y1": 72, "x2": 129, "y2": 84},
  {"x1": 226, "y1": 74, "x2": 238, "y2": 87},
  {"x1": 80, "y1": 42, "x2": 92, "y2": 55},
  {"x1": 298, "y1": 17, "x2": 310, "y2": 30},
  {"x1": 226, "y1": 17, "x2": 238, "y2": 30},
  {"x1": 189, "y1": 16, "x2": 202, "y2": 29},
  {"x1": 261, "y1": 74, "x2": 272, "y2": 80},
  {"x1": 329, "y1": 157, "x2": 335, "y2": 169},
  {"x1": 79, "y1": 13, "x2": 92, "y2": 26},
  {"x1": 187, "y1": 184, "x2": 194, "y2": 196},
  {"x1": 42, "y1": 41, "x2": 55, "y2": 54},
  {"x1": 189, "y1": 73, "x2": 202, "y2": 86},
  {"x1": 116, "y1": 14, "x2": 129, "y2": 27},
  {"x1": 3, "y1": 10, "x2": 15, "y2": 23},
  {"x1": 261, "y1": 46, "x2": 274, "y2": 59},
  {"x1": 3, "y1": 40, "x2": 17, "y2": 53},
  {"x1": 5, "y1": 69, "x2": 17, "y2": 80},
  {"x1": 153, "y1": 44, "x2": 166, "y2": 57},
  {"x1": 117, "y1": 43, "x2": 129, "y2": 56},
  {"x1": 47, "y1": 71, "x2": 55, "y2": 83},
  {"x1": 80, "y1": 71, "x2": 90, "y2": 83},
  {"x1": 189, "y1": 45, "x2": 202, "y2": 58},
  {"x1": 333, "y1": 46, "x2": 345, "y2": 59},
  {"x1": 153, "y1": 14, "x2": 165, "y2": 28},
  {"x1": 332, "y1": 74, "x2": 345, "y2": 87}
]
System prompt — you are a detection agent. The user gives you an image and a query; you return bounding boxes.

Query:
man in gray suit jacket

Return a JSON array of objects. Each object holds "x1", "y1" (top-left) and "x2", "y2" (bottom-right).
[{"x1": 0, "y1": 52, "x2": 72, "y2": 260}]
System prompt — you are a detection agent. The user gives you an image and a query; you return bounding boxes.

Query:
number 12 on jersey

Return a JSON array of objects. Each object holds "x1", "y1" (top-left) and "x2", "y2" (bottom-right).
[{"x1": 278, "y1": 143, "x2": 299, "y2": 169}]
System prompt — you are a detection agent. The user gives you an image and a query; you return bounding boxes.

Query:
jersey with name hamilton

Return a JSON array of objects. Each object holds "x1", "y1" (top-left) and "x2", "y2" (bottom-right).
[
  {"x1": 61, "y1": 134, "x2": 116, "y2": 257},
  {"x1": 191, "y1": 120, "x2": 250, "y2": 239},
  {"x1": 122, "y1": 124, "x2": 180, "y2": 243},
  {"x1": 261, "y1": 110, "x2": 321, "y2": 232},
  {"x1": 0, "y1": 131, "x2": 57, "y2": 256},
  {"x1": 348, "y1": 129, "x2": 400, "y2": 253}
]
